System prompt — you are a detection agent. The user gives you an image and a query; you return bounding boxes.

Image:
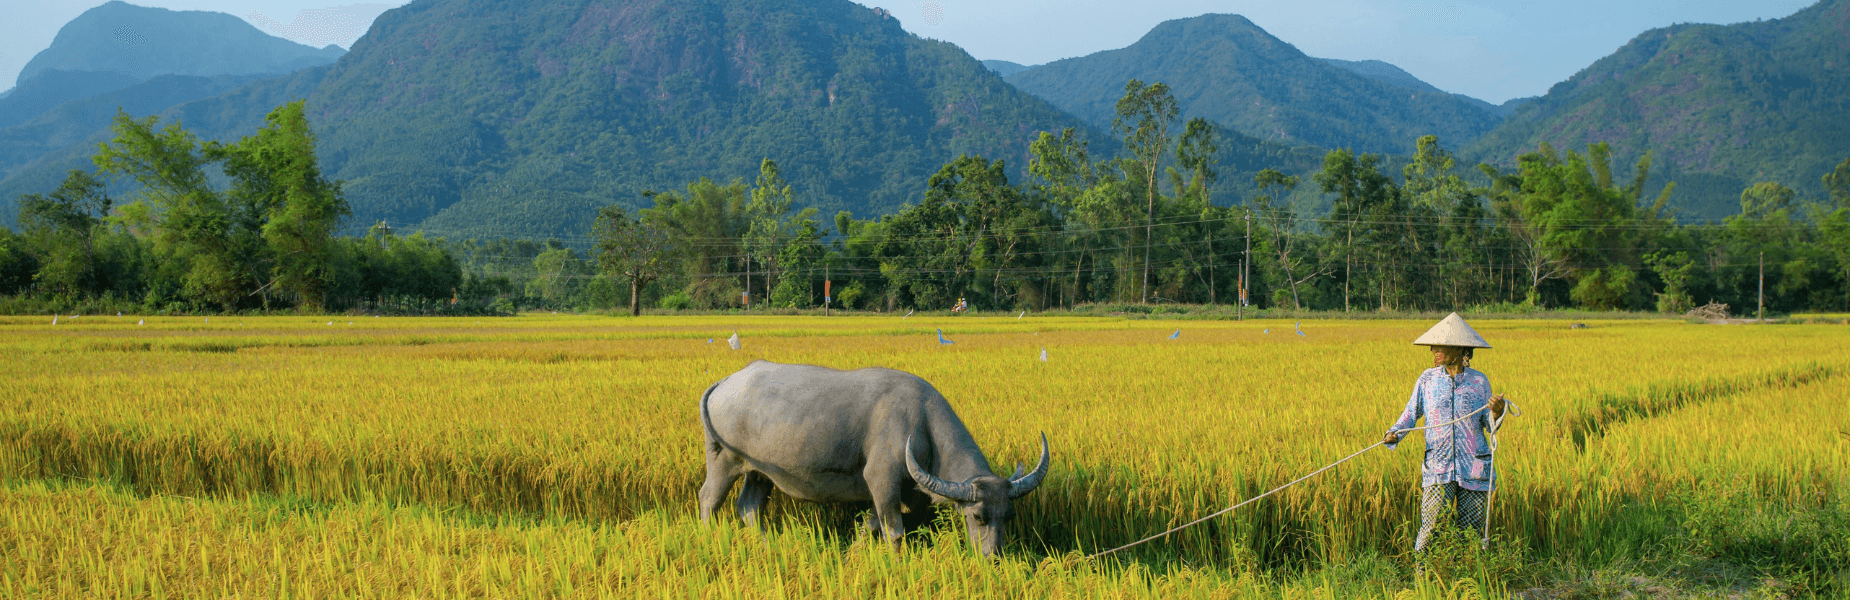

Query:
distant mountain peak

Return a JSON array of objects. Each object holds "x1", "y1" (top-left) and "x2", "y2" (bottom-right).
[
  {"x1": 1004, "y1": 13, "x2": 1500, "y2": 155},
  {"x1": 1135, "y1": 13, "x2": 1305, "y2": 61},
  {"x1": 17, "y1": 1, "x2": 344, "y2": 86}
]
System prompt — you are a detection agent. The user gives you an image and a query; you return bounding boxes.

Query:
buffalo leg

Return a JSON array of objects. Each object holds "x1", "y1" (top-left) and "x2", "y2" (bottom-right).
[
  {"x1": 699, "y1": 456, "x2": 743, "y2": 525},
  {"x1": 736, "y1": 472, "x2": 773, "y2": 529},
  {"x1": 865, "y1": 485, "x2": 909, "y2": 548}
]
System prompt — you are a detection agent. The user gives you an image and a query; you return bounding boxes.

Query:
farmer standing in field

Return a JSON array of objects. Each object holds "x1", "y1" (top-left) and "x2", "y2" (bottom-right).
[{"x1": 1382, "y1": 312, "x2": 1507, "y2": 555}]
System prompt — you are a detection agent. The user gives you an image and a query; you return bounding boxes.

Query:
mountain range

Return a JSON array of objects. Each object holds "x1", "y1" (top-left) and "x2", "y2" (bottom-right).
[{"x1": 2, "y1": 0, "x2": 1847, "y2": 234}]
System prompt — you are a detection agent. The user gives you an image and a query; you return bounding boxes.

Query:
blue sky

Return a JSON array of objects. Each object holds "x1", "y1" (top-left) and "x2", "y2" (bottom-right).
[{"x1": 2, "y1": 0, "x2": 1820, "y2": 103}]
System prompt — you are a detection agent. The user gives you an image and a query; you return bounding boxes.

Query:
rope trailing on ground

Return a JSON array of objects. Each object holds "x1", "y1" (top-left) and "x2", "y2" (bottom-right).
[{"x1": 1085, "y1": 400, "x2": 1520, "y2": 560}]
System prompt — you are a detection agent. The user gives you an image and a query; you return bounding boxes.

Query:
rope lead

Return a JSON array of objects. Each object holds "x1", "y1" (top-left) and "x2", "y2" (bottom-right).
[{"x1": 1084, "y1": 400, "x2": 1519, "y2": 560}]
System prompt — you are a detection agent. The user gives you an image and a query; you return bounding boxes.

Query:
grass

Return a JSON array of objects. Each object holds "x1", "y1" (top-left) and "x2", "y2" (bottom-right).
[{"x1": 1, "y1": 314, "x2": 1845, "y2": 597}]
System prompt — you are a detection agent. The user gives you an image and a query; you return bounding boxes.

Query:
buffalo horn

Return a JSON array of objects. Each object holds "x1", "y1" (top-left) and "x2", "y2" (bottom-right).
[
  {"x1": 906, "y1": 435, "x2": 976, "y2": 502},
  {"x1": 1007, "y1": 432, "x2": 1051, "y2": 499}
]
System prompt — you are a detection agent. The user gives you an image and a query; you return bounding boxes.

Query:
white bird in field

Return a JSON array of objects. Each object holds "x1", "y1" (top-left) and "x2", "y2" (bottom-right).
[
  {"x1": 903, "y1": 309, "x2": 914, "y2": 319},
  {"x1": 51, "y1": 316, "x2": 57, "y2": 325},
  {"x1": 1039, "y1": 347, "x2": 1047, "y2": 362},
  {"x1": 1295, "y1": 321, "x2": 1305, "y2": 336},
  {"x1": 1168, "y1": 328, "x2": 1180, "y2": 340},
  {"x1": 138, "y1": 319, "x2": 144, "y2": 326},
  {"x1": 203, "y1": 318, "x2": 208, "y2": 324},
  {"x1": 1018, "y1": 311, "x2": 1025, "y2": 319},
  {"x1": 327, "y1": 321, "x2": 334, "y2": 325},
  {"x1": 728, "y1": 332, "x2": 741, "y2": 350},
  {"x1": 937, "y1": 329, "x2": 954, "y2": 344},
  {"x1": 348, "y1": 321, "x2": 353, "y2": 325},
  {"x1": 117, "y1": 312, "x2": 121, "y2": 317}
]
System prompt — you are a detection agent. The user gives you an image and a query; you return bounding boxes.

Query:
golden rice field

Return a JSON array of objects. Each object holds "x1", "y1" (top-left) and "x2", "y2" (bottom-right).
[{"x1": 2, "y1": 313, "x2": 1846, "y2": 598}]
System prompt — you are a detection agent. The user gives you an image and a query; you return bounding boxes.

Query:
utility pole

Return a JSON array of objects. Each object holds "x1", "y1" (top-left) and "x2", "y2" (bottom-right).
[
  {"x1": 1243, "y1": 208, "x2": 1252, "y2": 321},
  {"x1": 825, "y1": 264, "x2": 831, "y2": 317},
  {"x1": 1344, "y1": 228, "x2": 1352, "y2": 313},
  {"x1": 1208, "y1": 231, "x2": 1216, "y2": 306},
  {"x1": 1758, "y1": 251, "x2": 1765, "y2": 322}
]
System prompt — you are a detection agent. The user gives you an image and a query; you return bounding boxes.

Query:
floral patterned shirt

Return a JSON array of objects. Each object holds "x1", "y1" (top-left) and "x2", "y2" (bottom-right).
[{"x1": 1386, "y1": 366, "x2": 1501, "y2": 491}]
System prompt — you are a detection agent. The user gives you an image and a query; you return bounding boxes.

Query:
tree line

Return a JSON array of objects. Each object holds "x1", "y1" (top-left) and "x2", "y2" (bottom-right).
[
  {"x1": 0, "y1": 101, "x2": 471, "y2": 315},
  {"x1": 6, "y1": 84, "x2": 1850, "y2": 317},
  {"x1": 585, "y1": 81, "x2": 1850, "y2": 317}
]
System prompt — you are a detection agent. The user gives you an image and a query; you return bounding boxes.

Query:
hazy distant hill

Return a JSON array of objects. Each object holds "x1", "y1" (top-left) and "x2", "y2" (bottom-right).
[
  {"x1": 16, "y1": 1, "x2": 344, "y2": 85},
  {"x1": 0, "y1": 70, "x2": 142, "y2": 129},
  {"x1": 0, "y1": 72, "x2": 279, "y2": 182},
  {"x1": 981, "y1": 60, "x2": 1037, "y2": 77},
  {"x1": 1315, "y1": 58, "x2": 1538, "y2": 119},
  {"x1": 1004, "y1": 14, "x2": 1502, "y2": 155},
  {"x1": 1466, "y1": 0, "x2": 1850, "y2": 221},
  {"x1": 1317, "y1": 58, "x2": 1442, "y2": 94},
  {"x1": 0, "y1": 2, "x2": 343, "y2": 135}
]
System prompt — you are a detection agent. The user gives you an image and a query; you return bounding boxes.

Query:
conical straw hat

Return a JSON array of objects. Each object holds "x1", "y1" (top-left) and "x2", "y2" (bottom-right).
[{"x1": 1412, "y1": 312, "x2": 1491, "y2": 348}]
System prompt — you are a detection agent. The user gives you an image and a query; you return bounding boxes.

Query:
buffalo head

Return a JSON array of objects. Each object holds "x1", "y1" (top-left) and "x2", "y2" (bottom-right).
[{"x1": 904, "y1": 433, "x2": 1050, "y2": 557}]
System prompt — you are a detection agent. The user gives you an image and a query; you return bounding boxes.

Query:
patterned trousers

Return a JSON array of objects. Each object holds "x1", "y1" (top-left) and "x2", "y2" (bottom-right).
[{"x1": 1415, "y1": 482, "x2": 1487, "y2": 553}]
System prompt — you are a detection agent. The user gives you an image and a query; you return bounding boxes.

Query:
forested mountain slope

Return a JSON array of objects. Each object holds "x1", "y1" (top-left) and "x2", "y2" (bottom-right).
[
  {"x1": 1004, "y1": 14, "x2": 1502, "y2": 156},
  {"x1": 1465, "y1": 0, "x2": 1850, "y2": 221},
  {"x1": 306, "y1": 0, "x2": 1100, "y2": 239}
]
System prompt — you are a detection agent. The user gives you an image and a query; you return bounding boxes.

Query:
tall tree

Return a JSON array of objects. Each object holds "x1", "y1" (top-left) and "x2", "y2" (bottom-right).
[
  {"x1": 16, "y1": 170, "x2": 111, "y2": 296},
  {"x1": 94, "y1": 110, "x2": 246, "y2": 310},
  {"x1": 1315, "y1": 149, "x2": 1399, "y2": 310},
  {"x1": 1818, "y1": 157, "x2": 1850, "y2": 310},
  {"x1": 1402, "y1": 135, "x2": 1485, "y2": 308},
  {"x1": 215, "y1": 100, "x2": 349, "y2": 311},
  {"x1": 1029, "y1": 127, "x2": 1104, "y2": 307},
  {"x1": 744, "y1": 159, "x2": 797, "y2": 301},
  {"x1": 594, "y1": 206, "x2": 678, "y2": 316},
  {"x1": 1113, "y1": 79, "x2": 1178, "y2": 304},
  {"x1": 1252, "y1": 168, "x2": 1322, "y2": 309},
  {"x1": 644, "y1": 179, "x2": 748, "y2": 308}
]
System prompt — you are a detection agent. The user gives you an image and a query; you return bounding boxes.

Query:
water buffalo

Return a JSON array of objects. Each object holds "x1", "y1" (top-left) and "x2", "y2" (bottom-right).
[{"x1": 698, "y1": 360, "x2": 1050, "y2": 556}]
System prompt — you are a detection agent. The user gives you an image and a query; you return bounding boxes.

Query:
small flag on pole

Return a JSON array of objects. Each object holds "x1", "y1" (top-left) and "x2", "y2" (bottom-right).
[
  {"x1": 937, "y1": 329, "x2": 954, "y2": 344},
  {"x1": 1295, "y1": 321, "x2": 1306, "y2": 336},
  {"x1": 1039, "y1": 347, "x2": 1047, "y2": 362},
  {"x1": 728, "y1": 332, "x2": 741, "y2": 350},
  {"x1": 1168, "y1": 329, "x2": 1180, "y2": 340}
]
